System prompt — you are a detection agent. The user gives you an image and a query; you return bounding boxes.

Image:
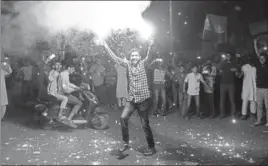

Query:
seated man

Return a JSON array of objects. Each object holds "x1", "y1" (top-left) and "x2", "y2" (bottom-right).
[
  {"x1": 58, "y1": 63, "x2": 83, "y2": 122},
  {"x1": 47, "y1": 62, "x2": 69, "y2": 120}
]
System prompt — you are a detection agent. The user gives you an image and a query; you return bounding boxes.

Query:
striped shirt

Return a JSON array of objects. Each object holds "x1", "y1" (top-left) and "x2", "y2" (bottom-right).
[{"x1": 153, "y1": 69, "x2": 166, "y2": 84}]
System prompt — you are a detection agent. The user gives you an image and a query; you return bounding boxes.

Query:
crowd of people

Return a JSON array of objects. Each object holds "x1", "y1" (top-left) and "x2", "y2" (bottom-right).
[{"x1": 1, "y1": 37, "x2": 268, "y2": 156}]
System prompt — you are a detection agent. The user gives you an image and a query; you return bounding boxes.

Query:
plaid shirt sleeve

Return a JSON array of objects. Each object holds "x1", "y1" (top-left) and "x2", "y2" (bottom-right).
[
  {"x1": 141, "y1": 45, "x2": 153, "y2": 66},
  {"x1": 104, "y1": 45, "x2": 128, "y2": 67}
]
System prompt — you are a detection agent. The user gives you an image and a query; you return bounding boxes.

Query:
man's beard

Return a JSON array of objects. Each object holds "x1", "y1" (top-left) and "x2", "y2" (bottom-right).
[{"x1": 130, "y1": 59, "x2": 140, "y2": 66}]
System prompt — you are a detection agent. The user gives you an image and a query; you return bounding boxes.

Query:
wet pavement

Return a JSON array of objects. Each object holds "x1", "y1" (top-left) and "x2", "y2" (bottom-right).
[{"x1": 1, "y1": 106, "x2": 268, "y2": 165}]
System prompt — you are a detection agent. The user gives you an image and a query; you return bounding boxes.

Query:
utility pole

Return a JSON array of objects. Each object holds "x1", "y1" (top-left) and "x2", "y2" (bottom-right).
[{"x1": 169, "y1": 0, "x2": 174, "y2": 56}]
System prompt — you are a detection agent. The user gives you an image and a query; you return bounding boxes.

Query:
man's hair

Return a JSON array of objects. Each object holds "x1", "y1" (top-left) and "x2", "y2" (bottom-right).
[
  {"x1": 128, "y1": 48, "x2": 140, "y2": 57},
  {"x1": 191, "y1": 64, "x2": 198, "y2": 69},
  {"x1": 259, "y1": 53, "x2": 268, "y2": 58},
  {"x1": 65, "y1": 63, "x2": 75, "y2": 69}
]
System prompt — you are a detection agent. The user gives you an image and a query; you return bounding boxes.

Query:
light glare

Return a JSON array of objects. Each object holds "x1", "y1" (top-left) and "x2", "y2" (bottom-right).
[{"x1": 44, "y1": 1, "x2": 152, "y2": 39}]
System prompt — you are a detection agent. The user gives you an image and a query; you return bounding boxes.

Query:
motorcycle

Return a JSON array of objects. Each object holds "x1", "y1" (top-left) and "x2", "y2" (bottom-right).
[{"x1": 34, "y1": 83, "x2": 109, "y2": 130}]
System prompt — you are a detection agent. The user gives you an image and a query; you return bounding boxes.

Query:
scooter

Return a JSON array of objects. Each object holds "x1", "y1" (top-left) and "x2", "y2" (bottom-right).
[{"x1": 34, "y1": 83, "x2": 109, "y2": 130}]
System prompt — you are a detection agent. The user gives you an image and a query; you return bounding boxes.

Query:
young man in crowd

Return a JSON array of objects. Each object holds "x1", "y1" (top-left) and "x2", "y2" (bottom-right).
[
  {"x1": 253, "y1": 53, "x2": 268, "y2": 126},
  {"x1": 150, "y1": 58, "x2": 171, "y2": 116},
  {"x1": 183, "y1": 65, "x2": 210, "y2": 119},
  {"x1": 253, "y1": 38, "x2": 268, "y2": 126},
  {"x1": 99, "y1": 40, "x2": 156, "y2": 156},
  {"x1": 238, "y1": 56, "x2": 257, "y2": 120},
  {"x1": 47, "y1": 62, "x2": 69, "y2": 120},
  {"x1": 58, "y1": 64, "x2": 82, "y2": 124},
  {"x1": 219, "y1": 53, "x2": 237, "y2": 118},
  {"x1": 171, "y1": 55, "x2": 187, "y2": 111},
  {"x1": 202, "y1": 66, "x2": 215, "y2": 118},
  {"x1": 172, "y1": 65, "x2": 187, "y2": 113},
  {"x1": 115, "y1": 62, "x2": 128, "y2": 108},
  {"x1": 1, "y1": 58, "x2": 12, "y2": 120}
]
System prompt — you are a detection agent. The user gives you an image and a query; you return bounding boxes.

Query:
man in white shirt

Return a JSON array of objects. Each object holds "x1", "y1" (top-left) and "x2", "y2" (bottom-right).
[
  {"x1": 47, "y1": 62, "x2": 68, "y2": 120},
  {"x1": 58, "y1": 64, "x2": 82, "y2": 121},
  {"x1": 183, "y1": 65, "x2": 210, "y2": 119}
]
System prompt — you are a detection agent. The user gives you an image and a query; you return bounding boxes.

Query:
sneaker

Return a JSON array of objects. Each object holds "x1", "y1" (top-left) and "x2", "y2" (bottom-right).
[
  {"x1": 119, "y1": 143, "x2": 130, "y2": 152},
  {"x1": 143, "y1": 147, "x2": 157, "y2": 156},
  {"x1": 152, "y1": 111, "x2": 159, "y2": 116},
  {"x1": 240, "y1": 115, "x2": 247, "y2": 120},
  {"x1": 209, "y1": 114, "x2": 216, "y2": 119},
  {"x1": 254, "y1": 121, "x2": 262, "y2": 127},
  {"x1": 48, "y1": 119, "x2": 55, "y2": 125},
  {"x1": 194, "y1": 113, "x2": 202, "y2": 119},
  {"x1": 58, "y1": 115, "x2": 67, "y2": 120}
]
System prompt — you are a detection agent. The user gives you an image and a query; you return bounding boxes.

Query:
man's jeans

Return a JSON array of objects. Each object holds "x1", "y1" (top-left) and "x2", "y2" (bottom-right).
[
  {"x1": 172, "y1": 83, "x2": 184, "y2": 109},
  {"x1": 256, "y1": 88, "x2": 268, "y2": 122},
  {"x1": 120, "y1": 99, "x2": 155, "y2": 148},
  {"x1": 151, "y1": 86, "x2": 166, "y2": 114},
  {"x1": 183, "y1": 95, "x2": 200, "y2": 117},
  {"x1": 67, "y1": 94, "x2": 83, "y2": 115},
  {"x1": 220, "y1": 84, "x2": 236, "y2": 116}
]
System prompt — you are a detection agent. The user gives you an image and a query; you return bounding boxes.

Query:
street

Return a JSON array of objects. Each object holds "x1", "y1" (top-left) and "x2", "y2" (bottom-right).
[{"x1": 1, "y1": 106, "x2": 268, "y2": 165}]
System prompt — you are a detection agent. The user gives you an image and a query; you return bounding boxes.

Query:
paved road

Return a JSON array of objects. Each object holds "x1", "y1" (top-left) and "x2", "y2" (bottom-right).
[{"x1": 1, "y1": 106, "x2": 268, "y2": 165}]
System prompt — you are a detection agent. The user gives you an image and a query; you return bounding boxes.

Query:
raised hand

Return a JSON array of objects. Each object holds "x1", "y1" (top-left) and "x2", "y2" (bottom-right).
[
  {"x1": 148, "y1": 38, "x2": 154, "y2": 45},
  {"x1": 99, "y1": 40, "x2": 107, "y2": 47}
]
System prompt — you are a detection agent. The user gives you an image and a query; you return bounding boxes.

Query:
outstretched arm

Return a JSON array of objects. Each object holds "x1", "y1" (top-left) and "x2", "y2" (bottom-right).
[
  {"x1": 100, "y1": 41, "x2": 128, "y2": 67},
  {"x1": 254, "y1": 38, "x2": 260, "y2": 57},
  {"x1": 142, "y1": 40, "x2": 154, "y2": 65},
  {"x1": 148, "y1": 58, "x2": 158, "y2": 67}
]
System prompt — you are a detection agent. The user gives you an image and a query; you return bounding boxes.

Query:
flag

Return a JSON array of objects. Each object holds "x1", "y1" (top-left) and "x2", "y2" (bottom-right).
[
  {"x1": 202, "y1": 14, "x2": 227, "y2": 43},
  {"x1": 249, "y1": 20, "x2": 268, "y2": 36}
]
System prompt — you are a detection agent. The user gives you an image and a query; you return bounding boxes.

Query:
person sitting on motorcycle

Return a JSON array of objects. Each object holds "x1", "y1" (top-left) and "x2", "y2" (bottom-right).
[
  {"x1": 47, "y1": 62, "x2": 69, "y2": 120},
  {"x1": 58, "y1": 63, "x2": 83, "y2": 122}
]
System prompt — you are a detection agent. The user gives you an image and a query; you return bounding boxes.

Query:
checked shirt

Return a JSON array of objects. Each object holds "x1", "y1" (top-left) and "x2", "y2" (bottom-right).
[{"x1": 109, "y1": 53, "x2": 151, "y2": 103}]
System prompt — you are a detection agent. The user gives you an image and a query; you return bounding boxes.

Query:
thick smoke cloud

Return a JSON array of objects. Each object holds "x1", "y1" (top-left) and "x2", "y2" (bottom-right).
[
  {"x1": 1, "y1": 1, "x2": 51, "y2": 56},
  {"x1": 1, "y1": 1, "x2": 151, "y2": 57}
]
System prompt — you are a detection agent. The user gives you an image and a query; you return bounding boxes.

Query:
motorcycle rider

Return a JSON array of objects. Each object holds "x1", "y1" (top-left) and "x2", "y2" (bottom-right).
[
  {"x1": 58, "y1": 63, "x2": 83, "y2": 122},
  {"x1": 47, "y1": 62, "x2": 68, "y2": 120}
]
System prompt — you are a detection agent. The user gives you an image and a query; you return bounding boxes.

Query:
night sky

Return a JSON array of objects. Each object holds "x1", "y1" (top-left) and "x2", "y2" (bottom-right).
[{"x1": 143, "y1": 0, "x2": 267, "y2": 50}]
